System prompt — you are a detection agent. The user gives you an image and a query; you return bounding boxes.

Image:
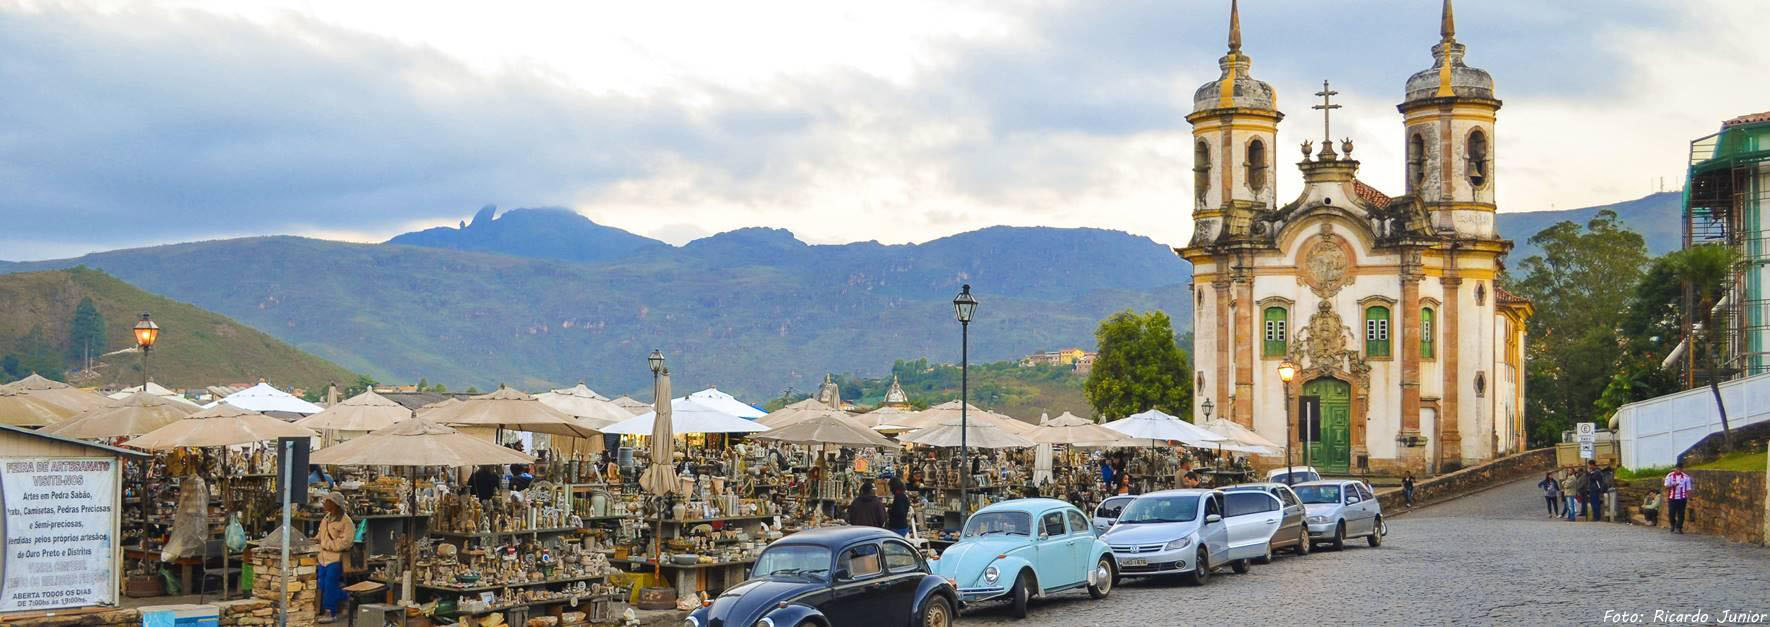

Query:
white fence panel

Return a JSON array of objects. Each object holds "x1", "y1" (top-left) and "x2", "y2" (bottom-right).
[{"x1": 1616, "y1": 372, "x2": 1770, "y2": 469}]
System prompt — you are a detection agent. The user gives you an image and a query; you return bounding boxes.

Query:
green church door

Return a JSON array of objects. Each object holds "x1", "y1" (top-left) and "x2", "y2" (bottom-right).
[{"x1": 1302, "y1": 378, "x2": 1352, "y2": 474}]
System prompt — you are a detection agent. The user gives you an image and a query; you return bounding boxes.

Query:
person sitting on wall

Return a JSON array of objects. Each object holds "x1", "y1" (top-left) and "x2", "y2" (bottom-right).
[{"x1": 1641, "y1": 489, "x2": 1662, "y2": 527}]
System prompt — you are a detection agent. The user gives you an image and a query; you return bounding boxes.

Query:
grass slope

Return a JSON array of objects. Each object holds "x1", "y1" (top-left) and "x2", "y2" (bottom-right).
[{"x1": 0, "y1": 267, "x2": 359, "y2": 390}]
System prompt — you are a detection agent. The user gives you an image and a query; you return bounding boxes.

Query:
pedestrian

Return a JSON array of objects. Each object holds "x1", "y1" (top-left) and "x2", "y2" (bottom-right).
[
  {"x1": 1663, "y1": 461, "x2": 1692, "y2": 534},
  {"x1": 308, "y1": 464, "x2": 335, "y2": 489},
  {"x1": 1641, "y1": 489, "x2": 1662, "y2": 527},
  {"x1": 1581, "y1": 462, "x2": 1604, "y2": 522},
  {"x1": 1100, "y1": 458, "x2": 1117, "y2": 492},
  {"x1": 846, "y1": 481, "x2": 888, "y2": 528},
  {"x1": 1559, "y1": 471, "x2": 1579, "y2": 521},
  {"x1": 469, "y1": 464, "x2": 501, "y2": 501},
  {"x1": 1403, "y1": 473, "x2": 1417, "y2": 508},
  {"x1": 887, "y1": 477, "x2": 912, "y2": 537},
  {"x1": 508, "y1": 464, "x2": 534, "y2": 491},
  {"x1": 1116, "y1": 471, "x2": 1134, "y2": 496},
  {"x1": 316, "y1": 492, "x2": 354, "y2": 624},
  {"x1": 1537, "y1": 472, "x2": 1559, "y2": 516}
]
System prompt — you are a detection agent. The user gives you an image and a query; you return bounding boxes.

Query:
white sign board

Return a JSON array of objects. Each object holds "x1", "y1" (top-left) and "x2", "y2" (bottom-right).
[
  {"x1": 1579, "y1": 442, "x2": 1595, "y2": 460},
  {"x1": 0, "y1": 458, "x2": 118, "y2": 612},
  {"x1": 1576, "y1": 422, "x2": 1596, "y2": 443}
]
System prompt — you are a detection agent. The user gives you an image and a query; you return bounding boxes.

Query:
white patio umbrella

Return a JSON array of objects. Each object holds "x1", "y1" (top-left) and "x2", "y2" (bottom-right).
[
  {"x1": 899, "y1": 418, "x2": 1035, "y2": 449},
  {"x1": 1100, "y1": 409, "x2": 1227, "y2": 449},
  {"x1": 218, "y1": 381, "x2": 325, "y2": 415},
  {"x1": 603, "y1": 397, "x2": 770, "y2": 435},
  {"x1": 1200, "y1": 418, "x2": 1284, "y2": 456},
  {"x1": 108, "y1": 381, "x2": 204, "y2": 409},
  {"x1": 679, "y1": 387, "x2": 766, "y2": 419},
  {"x1": 536, "y1": 383, "x2": 633, "y2": 428}
]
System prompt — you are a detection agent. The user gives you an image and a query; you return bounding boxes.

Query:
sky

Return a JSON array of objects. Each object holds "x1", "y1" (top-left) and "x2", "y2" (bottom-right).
[{"x1": 2, "y1": 0, "x2": 1767, "y2": 261}]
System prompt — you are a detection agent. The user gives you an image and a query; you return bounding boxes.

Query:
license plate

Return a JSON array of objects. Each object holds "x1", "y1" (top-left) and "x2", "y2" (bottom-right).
[{"x1": 1124, "y1": 558, "x2": 1148, "y2": 567}]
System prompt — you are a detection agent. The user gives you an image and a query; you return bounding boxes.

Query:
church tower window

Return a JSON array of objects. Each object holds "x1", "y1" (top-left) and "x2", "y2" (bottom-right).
[
  {"x1": 1421, "y1": 307, "x2": 1435, "y2": 359},
  {"x1": 1262, "y1": 306, "x2": 1288, "y2": 356},
  {"x1": 1194, "y1": 141, "x2": 1212, "y2": 203},
  {"x1": 1246, "y1": 138, "x2": 1268, "y2": 193},
  {"x1": 1365, "y1": 306, "x2": 1391, "y2": 357},
  {"x1": 1407, "y1": 133, "x2": 1426, "y2": 191},
  {"x1": 1466, "y1": 129, "x2": 1489, "y2": 188}
]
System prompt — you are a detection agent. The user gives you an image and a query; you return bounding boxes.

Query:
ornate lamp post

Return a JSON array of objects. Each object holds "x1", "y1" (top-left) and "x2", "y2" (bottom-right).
[
  {"x1": 952, "y1": 285, "x2": 978, "y2": 515},
  {"x1": 133, "y1": 313, "x2": 160, "y2": 393},
  {"x1": 1277, "y1": 360, "x2": 1297, "y2": 484},
  {"x1": 1201, "y1": 398, "x2": 1214, "y2": 422}
]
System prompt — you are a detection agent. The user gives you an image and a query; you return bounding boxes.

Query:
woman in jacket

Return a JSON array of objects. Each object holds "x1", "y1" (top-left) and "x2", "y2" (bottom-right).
[
  {"x1": 1558, "y1": 471, "x2": 1579, "y2": 521},
  {"x1": 316, "y1": 492, "x2": 355, "y2": 623},
  {"x1": 1537, "y1": 472, "x2": 1561, "y2": 516}
]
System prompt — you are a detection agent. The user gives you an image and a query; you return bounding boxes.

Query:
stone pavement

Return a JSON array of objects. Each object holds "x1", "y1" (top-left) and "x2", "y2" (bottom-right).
[{"x1": 961, "y1": 478, "x2": 1770, "y2": 626}]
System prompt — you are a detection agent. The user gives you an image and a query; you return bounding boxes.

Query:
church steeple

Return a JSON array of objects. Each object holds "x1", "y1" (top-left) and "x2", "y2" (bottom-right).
[
  {"x1": 1398, "y1": 0, "x2": 1500, "y2": 238},
  {"x1": 1227, "y1": 0, "x2": 1242, "y2": 53},
  {"x1": 1440, "y1": 0, "x2": 1455, "y2": 44},
  {"x1": 1186, "y1": 0, "x2": 1281, "y2": 246}
]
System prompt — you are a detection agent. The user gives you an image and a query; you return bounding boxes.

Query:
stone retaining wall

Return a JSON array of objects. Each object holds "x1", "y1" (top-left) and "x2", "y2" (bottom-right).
[
  {"x1": 1684, "y1": 469, "x2": 1767, "y2": 545},
  {"x1": 1377, "y1": 447, "x2": 1556, "y2": 512}
]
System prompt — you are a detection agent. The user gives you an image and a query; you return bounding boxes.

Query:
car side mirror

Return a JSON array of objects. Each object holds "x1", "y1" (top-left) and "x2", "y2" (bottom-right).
[
  {"x1": 1205, "y1": 514, "x2": 1222, "y2": 524},
  {"x1": 833, "y1": 568, "x2": 850, "y2": 582},
  {"x1": 1346, "y1": 496, "x2": 1360, "y2": 504}
]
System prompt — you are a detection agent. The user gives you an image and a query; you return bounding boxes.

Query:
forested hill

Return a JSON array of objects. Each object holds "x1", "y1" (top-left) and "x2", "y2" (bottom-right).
[{"x1": 1495, "y1": 192, "x2": 1680, "y2": 261}]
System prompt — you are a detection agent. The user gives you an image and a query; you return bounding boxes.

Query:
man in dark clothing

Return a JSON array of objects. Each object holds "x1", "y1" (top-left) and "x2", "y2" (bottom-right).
[
  {"x1": 847, "y1": 481, "x2": 888, "y2": 528},
  {"x1": 469, "y1": 465, "x2": 501, "y2": 501},
  {"x1": 1582, "y1": 462, "x2": 1605, "y2": 521},
  {"x1": 509, "y1": 464, "x2": 534, "y2": 491},
  {"x1": 887, "y1": 477, "x2": 912, "y2": 537},
  {"x1": 1403, "y1": 473, "x2": 1417, "y2": 507}
]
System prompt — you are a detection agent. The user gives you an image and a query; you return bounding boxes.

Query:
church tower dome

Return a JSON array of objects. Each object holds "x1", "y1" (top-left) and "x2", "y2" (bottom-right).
[
  {"x1": 1396, "y1": 0, "x2": 1501, "y2": 239},
  {"x1": 1185, "y1": 0, "x2": 1282, "y2": 246}
]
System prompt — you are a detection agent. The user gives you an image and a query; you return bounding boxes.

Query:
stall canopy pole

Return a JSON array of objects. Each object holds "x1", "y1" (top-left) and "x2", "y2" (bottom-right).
[{"x1": 278, "y1": 439, "x2": 292, "y2": 627}]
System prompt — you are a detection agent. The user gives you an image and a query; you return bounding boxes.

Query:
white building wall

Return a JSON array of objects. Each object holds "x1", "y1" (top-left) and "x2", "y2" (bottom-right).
[{"x1": 1617, "y1": 372, "x2": 1770, "y2": 469}]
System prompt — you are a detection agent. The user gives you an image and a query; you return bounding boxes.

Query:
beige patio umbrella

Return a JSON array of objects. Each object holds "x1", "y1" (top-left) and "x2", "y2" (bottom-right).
[
  {"x1": 0, "y1": 387, "x2": 78, "y2": 426},
  {"x1": 425, "y1": 385, "x2": 602, "y2": 438},
  {"x1": 295, "y1": 389, "x2": 412, "y2": 432},
  {"x1": 900, "y1": 418, "x2": 1036, "y2": 449},
  {"x1": 1029, "y1": 419, "x2": 1132, "y2": 447},
  {"x1": 41, "y1": 391, "x2": 196, "y2": 438},
  {"x1": 757, "y1": 397, "x2": 845, "y2": 429},
  {"x1": 1043, "y1": 411, "x2": 1094, "y2": 427},
  {"x1": 898, "y1": 400, "x2": 1036, "y2": 434},
  {"x1": 609, "y1": 396, "x2": 653, "y2": 414},
  {"x1": 124, "y1": 403, "x2": 318, "y2": 449},
  {"x1": 1, "y1": 373, "x2": 110, "y2": 415},
  {"x1": 853, "y1": 405, "x2": 919, "y2": 432},
  {"x1": 751, "y1": 411, "x2": 901, "y2": 449},
  {"x1": 535, "y1": 384, "x2": 633, "y2": 429}
]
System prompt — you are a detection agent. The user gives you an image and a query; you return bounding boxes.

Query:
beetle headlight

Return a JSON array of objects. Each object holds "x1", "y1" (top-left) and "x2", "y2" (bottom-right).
[
  {"x1": 1164, "y1": 537, "x2": 1192, "y2": 551},
  {"x1": 984, "y1": 565, "x2": 1000, "y2": 583},
  {"x1": 756, "y1": 618, "x2": 775, "y2": 627},
  {"x1": 683, "y1": 618, "x2": 699, "y2": 627}
]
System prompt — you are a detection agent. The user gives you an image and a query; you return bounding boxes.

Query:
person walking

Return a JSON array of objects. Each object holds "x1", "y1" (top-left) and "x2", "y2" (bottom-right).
[
  {"x1": 1581, "y1": 463, "x2": 1604, "y2": 522},
  {"x1": 1403, "y1": 473, "x2": 1417, "y2": 508},
  {"x1": 1641, "y1": 489, "x2": 1662, "y2": 527},
  {"x1": 469, "y1": 464, "x2": 501, "y2": 501},
  {"x1": 316, "y1": 492, "x2": 354, "y2": 624},
  {"x1": 1100, "y1": 458, "x2": 1117, "y2": 492},
  {"x1": 1664, "y1": 462, "x2": 1692, "y2": 534},
  {"x1": 1537, "y1": 472, "x2": 1560, "y2": 516},
  {"x1": 886, "y1": 477, "x2": 912, "y2": 537},
  {"x1": 1559, "y1": 471, "x2": 1579, "y2": 521},
  {"x1": 846, "y1": 481, "x2": 888, "y2": 528}
]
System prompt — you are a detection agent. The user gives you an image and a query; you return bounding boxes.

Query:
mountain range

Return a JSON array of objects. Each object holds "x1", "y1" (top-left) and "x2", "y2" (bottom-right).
[{"x1": 0, "y1": 191, "x2": 1681, "y2": 401}]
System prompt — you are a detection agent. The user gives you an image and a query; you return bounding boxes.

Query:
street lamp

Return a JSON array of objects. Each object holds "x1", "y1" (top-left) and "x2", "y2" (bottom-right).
[
  {"x1": 1277, "y1": 360, "x2": 1297, "y2": 484},
  {"x1": 648, "y1": 349, "x2": 664, "y2": 375},
  {"x1": 133, "y1": 313, "x2": 160, "y2": 393},
  {"x1": 1201, "y1": 398, "x2": 1214, "y2": 421},
  {"x1": 953, "y1": 284, "x2": 978, "y2": 515}
]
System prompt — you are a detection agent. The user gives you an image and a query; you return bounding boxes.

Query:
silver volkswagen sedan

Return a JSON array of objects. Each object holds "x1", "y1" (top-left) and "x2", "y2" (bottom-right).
[
  {"x1": 1098, "y1": 489, "x2": 1244, "y2": 587},
  {"x1": 1223, "y1": 482, "x2": 1310, "y2": 561},
  {"x1": 1293, "y1": 480, "x2": 1386, "y2": 550}
]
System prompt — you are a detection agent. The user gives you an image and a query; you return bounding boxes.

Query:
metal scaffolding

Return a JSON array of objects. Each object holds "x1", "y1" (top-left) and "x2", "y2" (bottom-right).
[{"x1": 1683, "y1": 113, "x2": 1770, "y2": 384}]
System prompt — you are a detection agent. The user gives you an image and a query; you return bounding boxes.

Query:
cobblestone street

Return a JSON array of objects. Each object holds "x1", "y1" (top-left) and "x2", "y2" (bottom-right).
[{"x1": 961, "y1": 479, "x2": 1770, "y2": 626}]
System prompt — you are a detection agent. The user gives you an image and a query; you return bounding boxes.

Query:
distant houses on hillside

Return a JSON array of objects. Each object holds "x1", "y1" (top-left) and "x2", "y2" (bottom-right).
[{"x1": 1019, "y1": 348, "x2": 1097, "y2": 373}]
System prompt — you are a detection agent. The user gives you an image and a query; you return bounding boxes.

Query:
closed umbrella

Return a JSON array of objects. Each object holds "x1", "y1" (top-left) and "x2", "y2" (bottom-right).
[
  {"x1": 638, "y1": 370, "x2": 679, "y2": 582},
  {"x1": 751, "y1": 411, "x2": 900, "y2": 449},
  {"x1": 295, "y1": 389, "x2": 412, "y2": 433},
  {"x1": 41, "y1": 391, "x2": 195, "y2": 438},
  {"x1": 899, "y1": 419, "x2": 1035, "y2": 449},
  {"x1": 1, "y1": 373, "x2": 110, "y2": 415},
  {"x1": 426, "y1": 386, "x2": 602, "y2": 438}
]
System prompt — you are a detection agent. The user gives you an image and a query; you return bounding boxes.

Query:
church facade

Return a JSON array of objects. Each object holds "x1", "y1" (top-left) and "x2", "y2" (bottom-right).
[{"x1": 1180, "y1": 0, "x2": 1533, "y2": 475}]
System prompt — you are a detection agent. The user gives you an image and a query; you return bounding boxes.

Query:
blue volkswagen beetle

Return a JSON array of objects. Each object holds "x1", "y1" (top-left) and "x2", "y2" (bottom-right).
[
  {"x1": 684, "y1": 527, "x2": 956, "y2": 627},
  {"x1": 930, "y1": 498, "x2": 1116, "y2": 619}
]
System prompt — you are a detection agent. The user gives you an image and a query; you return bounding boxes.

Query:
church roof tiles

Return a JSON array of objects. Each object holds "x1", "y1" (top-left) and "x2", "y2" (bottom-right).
[{"x1": 1352, "y1": 180, "x2": 1392, "y2": 207}]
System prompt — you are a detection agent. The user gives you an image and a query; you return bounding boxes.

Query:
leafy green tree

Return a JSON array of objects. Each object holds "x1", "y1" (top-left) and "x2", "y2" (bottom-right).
[
  {"x1": 431, "y1": 383, "x2": 448, "y2": 393},
  {"x1": 346, "y1": 374, "x2": 378, "y2": 397},
  {"x1": 1511, "y1": 210, "x2": 1649, "y2": 446},
  {"x1": 1667, "y1": 244, "x2": 1741, "y2": 449},
  {"x1": 68, "y1": 298, "x2": 106, "y2": 369},
  {"x1": 1593, "y1": 255, "x2": 1690, "y2": 424},
  {"x1": 417, "y1": 378, "x2": 429, "y2": 392},
  {"x1": 464, "y1": 386, "x2": 482, "y2": 395},
  {"x1": 1, "y1": 326, "x2": 66, "y2": 383},
  {"x1": 1083, "y1": 310, "x2": 1191, "y2": 420}
]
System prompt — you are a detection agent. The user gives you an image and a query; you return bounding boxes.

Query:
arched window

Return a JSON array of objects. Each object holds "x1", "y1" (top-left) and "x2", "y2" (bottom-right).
[
  {"x1": 1407, "y1": 133, "x2": 1427, "y2": 191},
  {"x1": 1365, "y1": 306, "x2": 1391, "y2": 357},
  {"x1": 1246, "y1": 138, "x2": 1267, "y2": 193},
  {"x1": 1466, "y1": 129, "x2": 1489, "y2": 188},
  {"x1": 1420, "y1": 308, "x2": 1435, "y2": 359},
  {"x1": 1262, "y1": 306, "x2": 1288, "y2": 356},
  {"x1": 1194, "y1": 141, "x2": 1212, "y2": 203}
]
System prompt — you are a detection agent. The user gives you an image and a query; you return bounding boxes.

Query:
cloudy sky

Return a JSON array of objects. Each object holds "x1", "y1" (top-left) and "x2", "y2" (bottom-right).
[{"x1": 2, "y1": 0, "x2": 1766, "y2": 261}]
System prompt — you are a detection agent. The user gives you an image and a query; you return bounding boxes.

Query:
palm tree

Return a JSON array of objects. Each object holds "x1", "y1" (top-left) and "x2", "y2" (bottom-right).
[{"x1": 1669, "y1": 244, "x2": 1740, "y2": 450}]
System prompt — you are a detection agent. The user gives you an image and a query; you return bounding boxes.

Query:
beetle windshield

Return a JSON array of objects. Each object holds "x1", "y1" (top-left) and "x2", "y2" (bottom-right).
[
  {"x1": 750, "y1": 544, "x2": 832, "y2": 582},
  {"x1": 1294, "y1": 485, "x2": 1342, "y2": 504},
  {"x1": 1117, "y1": 495, "x2": 1200, "y2": 524},
  {"x1": 963, "y1": 511, "x2": 1032, "y2": 538}
]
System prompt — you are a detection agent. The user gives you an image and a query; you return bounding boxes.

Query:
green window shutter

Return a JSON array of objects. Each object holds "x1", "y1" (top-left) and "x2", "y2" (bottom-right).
[
  {"x1": 1421, "y1": 308, "x2": 1435, "y2": 358},
  {"x1": 1365, "y1": 306, "x2": 1391, "y2": 357},
  {"x1": 1263, "y1": 307, "x2": 1288, "y2": 356}
]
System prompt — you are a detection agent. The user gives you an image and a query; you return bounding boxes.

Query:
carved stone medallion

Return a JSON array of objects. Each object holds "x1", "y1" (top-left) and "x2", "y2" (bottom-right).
[{"x1": 1301, "y1": 229, "x2": 1351, "y2": 298}]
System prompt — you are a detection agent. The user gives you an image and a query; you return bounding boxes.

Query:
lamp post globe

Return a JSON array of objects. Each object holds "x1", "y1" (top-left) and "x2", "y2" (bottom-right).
[
  {"x1": 133, "y1": 313, "x2": 159, "y2": 394},
  {"x1": 1201, "y1": 398, "x2": 1214, "y2": 421},
  {"x1": 952, "y1": 284, "x2": 978, "y2": 515},
  {"x1": 648, "y1": 349, "x2": 664, "y2": 375}
]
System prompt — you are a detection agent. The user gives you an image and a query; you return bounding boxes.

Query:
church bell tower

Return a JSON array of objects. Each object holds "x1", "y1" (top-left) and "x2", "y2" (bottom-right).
[
  {"x1": 1186, "y1": 0, "x2": 1283, "y2": 246},
  {"x1": 1398, "y1": 0, "x2": 1500, "y2": 238}
]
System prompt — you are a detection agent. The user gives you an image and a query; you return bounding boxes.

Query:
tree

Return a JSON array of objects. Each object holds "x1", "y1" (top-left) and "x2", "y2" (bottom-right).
[
  {"x1": 1511, "y1": 210, "x2": 1649, "y2": 446},
  {"x1": 430, "y1": 383, "x2": 448, "y2": 393},
  {"x1": 1592, "y1": 255, "x2": 1686, "y2": 424},
  {"x1": 346, "y1": 374, "x2": 378, "y2": 397},
  {"x1": 68, "y1": 298, "x2": 106, "y2": 370},
  {"x1": 464, "y1": 386, "x2": 482, "y2": 395},
  {"x1": 1083, "y1": 310, "x2": 1191, "y2": 420},
  {"x1": 1667, "y1": 244, "x2": 1741, "y2": 450},
  {"x1": 417, "y1": 378, "x2": 429, "y2": 392}
]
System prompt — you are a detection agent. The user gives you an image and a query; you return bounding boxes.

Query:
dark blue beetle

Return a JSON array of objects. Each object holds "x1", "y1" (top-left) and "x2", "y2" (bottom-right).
[{"x1": 684, "y1": 527, "x2": 956, "y2": 627}]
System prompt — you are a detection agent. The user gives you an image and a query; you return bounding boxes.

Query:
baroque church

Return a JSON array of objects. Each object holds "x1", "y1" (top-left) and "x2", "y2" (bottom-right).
[{"x1": 1180, "y1": 0, "x2": 1533, "y2": 475}]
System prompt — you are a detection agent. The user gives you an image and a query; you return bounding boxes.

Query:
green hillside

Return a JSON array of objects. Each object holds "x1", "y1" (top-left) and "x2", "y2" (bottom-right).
[{"x1": 0, "y1": 267, "x2": 359, "y2": 390}]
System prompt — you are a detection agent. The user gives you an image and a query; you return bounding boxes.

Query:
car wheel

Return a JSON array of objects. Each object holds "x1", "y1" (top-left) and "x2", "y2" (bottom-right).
[
  {"x1": 1368, "y1": 517, "x2": 1384, "y2": 547},
  {"x1": 1295, "y1": 528, "x2": 1311, "y2": 556},
  {"x1": 1087, "y1": 557, "x2": 1114, "y2": 599},
  {"x1": 1254, "y1": 541, "x2": 1274, "y2": 565},
  {"x1": 918, "y1": 594, "x2": 953, "y2": 627},
  {"x1": 1009, "y1": 571, "x2": 1030, "y2": 619},
  {"x1": 1231, "y1": 558, "x2": 1250, "y2": 574},
  {"x1": 1182, "y1": 548, "x2": 1210, "y2": 587},
  {"x1": 1331, "y1": 522, "x2": 1346, "y2": 551}
]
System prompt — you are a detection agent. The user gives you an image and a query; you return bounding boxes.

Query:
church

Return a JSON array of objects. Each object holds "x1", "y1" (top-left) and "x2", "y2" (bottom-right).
[{"x1": 1180, "y1": 0, "x2": 1533, "y2": 475}]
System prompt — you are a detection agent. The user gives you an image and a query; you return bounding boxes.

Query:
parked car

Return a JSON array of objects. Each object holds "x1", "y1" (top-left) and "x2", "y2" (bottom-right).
[
  {"x1": 685, "y1": 527, "x2": 956, "y2": 627},
  {"x1": 1265, "y1": 465, "x2": 1322, "y2": 485},
  {"x1": 1294, "y1": 480, "x2": 1386, "y2": 550},
  {"x1": 1223, "y1": 482, "x2": 1310, "y2": 560},
  {"x1": 931, "y1": 498, "x2": 1116, "y2": 619},
  {"x1": 1092, "y1": 495, "x2": 1137, "y2": 534},
  {"x1": 1098, "y1": 489, "x2": 1244, "y2": 587}
]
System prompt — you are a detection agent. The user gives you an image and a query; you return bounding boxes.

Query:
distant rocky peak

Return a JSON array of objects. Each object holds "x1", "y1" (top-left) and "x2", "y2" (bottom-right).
[{"x1": 469, "y1": 204, "x2": 498, "y2": 228}]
